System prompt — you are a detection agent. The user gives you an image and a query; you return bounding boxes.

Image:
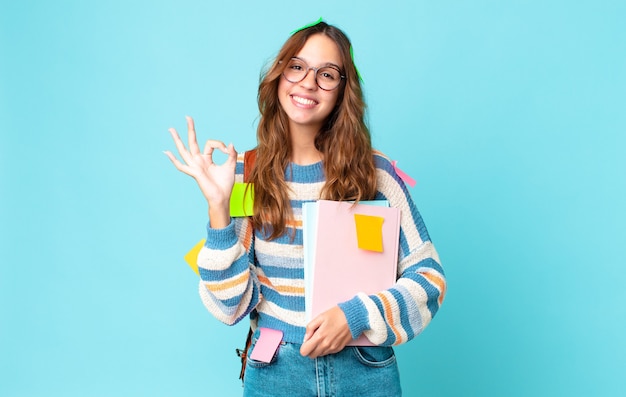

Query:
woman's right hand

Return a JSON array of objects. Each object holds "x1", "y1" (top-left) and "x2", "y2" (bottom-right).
[{"x1": 164, "y1": 116, "x2": 237, "y2": 227}]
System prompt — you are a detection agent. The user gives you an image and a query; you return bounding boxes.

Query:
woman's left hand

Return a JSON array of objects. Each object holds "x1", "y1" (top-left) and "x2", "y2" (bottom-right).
[{"x1": 300, "y1": 306, "x2": 353, "y2": 358}]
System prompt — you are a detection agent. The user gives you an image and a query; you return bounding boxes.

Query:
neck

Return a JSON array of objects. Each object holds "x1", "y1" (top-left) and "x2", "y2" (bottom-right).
[{"x1": 289, "y1": 124, "x2": 323, "y2": 165}]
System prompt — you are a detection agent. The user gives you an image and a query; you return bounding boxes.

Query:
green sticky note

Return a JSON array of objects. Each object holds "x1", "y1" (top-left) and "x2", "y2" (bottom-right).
[
  {"x1": 230, "y1": 182, "x2": 254, "y2": 217},
  {"x1": 354, "y1": 214, "x2": 385, "y2": 252}
]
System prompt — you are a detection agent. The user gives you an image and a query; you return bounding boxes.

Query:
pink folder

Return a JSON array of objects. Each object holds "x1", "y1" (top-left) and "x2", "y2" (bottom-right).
[{"x1": 303, "y1": 200, "x2": 401, "y2": 346}]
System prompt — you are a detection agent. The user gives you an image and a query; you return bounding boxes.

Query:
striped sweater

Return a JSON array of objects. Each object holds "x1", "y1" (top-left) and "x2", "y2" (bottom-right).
[{"x1": 196, "y1": 151, "x2": 446, "y2": 345}]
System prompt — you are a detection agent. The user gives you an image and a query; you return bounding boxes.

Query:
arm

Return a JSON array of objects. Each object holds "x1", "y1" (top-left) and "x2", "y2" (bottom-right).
[
  {"x1": 338, "y1": 156, "x2": 446, "y2": 345},
  {"x1": 197, "y1": 216, "x2": 260, "y2": 325},
  {"x1": 165, "y1": 116, "x2": 261, "y2": 324},
  {"x1": 301, "y1": 156, "x2": 445, "y2": 357}
]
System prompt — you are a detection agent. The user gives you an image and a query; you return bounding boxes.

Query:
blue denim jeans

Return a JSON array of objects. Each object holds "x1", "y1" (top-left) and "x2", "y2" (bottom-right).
[{"x1": 243, "y1": 329, "x2": 402, "y2": 396}]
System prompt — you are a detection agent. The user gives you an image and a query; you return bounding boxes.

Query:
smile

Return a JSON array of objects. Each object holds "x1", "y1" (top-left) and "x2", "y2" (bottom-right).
[{"x1": 291, "y1": 95, "x2": 318, "y2": 107}]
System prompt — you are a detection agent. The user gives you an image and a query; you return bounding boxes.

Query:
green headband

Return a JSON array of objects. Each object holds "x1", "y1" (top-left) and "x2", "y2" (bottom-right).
[{"x1": 290, "y1": 17, "x2": 364, "y2": 83}]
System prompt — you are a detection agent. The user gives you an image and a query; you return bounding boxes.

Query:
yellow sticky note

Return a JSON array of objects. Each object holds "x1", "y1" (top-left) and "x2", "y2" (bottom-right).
[
  {"x1": 230, "y1": 182, "x2": 255, "y2": 217},
  {"x1": 354, "y1": 214, "x2": 385, "y2": 252},
  {"x1": 184, "y1": 239, "x2": 206, "y2": 276}
]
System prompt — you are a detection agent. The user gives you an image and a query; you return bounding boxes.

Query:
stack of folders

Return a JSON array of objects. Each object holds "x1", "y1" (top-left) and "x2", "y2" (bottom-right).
[{"x1": 302, "y1": 200, "x2": 401, "y2": 346}]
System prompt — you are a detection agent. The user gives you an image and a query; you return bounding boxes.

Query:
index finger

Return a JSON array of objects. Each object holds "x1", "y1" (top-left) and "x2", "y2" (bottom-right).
[
  {"x1": 300, "y1": 338, "x2": 315, "y2": 357},
  {"x1": 202, "y1": 140, "x2": 231, "y2": 165}
]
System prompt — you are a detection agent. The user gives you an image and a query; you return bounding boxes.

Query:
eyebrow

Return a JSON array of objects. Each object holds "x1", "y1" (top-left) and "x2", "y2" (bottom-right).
[{"x1": 292, "y1": 56, "x2": 342, "y2": 71}]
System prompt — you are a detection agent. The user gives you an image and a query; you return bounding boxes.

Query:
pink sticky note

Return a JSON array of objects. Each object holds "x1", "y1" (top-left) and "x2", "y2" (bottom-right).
[
  {"x1": 391, "y1": 160, "x2": 417, "y2": 187},
  {"x1": 249, "y1": 328, "x2": 283, "y2": 363}
]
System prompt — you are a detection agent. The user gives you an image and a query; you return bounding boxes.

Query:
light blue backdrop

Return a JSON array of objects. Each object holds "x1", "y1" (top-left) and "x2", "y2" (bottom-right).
[{"x1": 1, "y1": 1, "x2": 624, "y2": 396}]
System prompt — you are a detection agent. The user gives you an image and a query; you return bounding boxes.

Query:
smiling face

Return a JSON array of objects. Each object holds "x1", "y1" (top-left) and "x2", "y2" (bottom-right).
[{"x1": 278, "y1": 34, "x2": 343, "y2": 135}]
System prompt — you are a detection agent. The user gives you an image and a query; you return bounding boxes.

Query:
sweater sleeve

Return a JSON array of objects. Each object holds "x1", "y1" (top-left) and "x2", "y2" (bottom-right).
[
  {"x1": 195, "y1": 155, "x2": 261, "y2": 325},
  {"x1": 337, "y1": 154, "x2": 446, "y2": 345}
]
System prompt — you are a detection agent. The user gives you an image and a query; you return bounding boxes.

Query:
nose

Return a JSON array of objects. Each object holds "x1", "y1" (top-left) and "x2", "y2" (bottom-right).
[{"x1": 299, "y1": 68, "x2": 318, "y2": 89}]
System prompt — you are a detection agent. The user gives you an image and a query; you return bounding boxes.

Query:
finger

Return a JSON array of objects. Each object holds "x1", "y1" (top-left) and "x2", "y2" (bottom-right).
[
  {"x1": 186, "y1": 116, "x2": 202, "y2": 155},
  {"x1": 302, "y1": 329, "x2": 312, "y2": 343},
  {"x1": 300, "y1": 339, "x2": 313, "y2": 357},
  {"x1": 300, "y1": 319, "x2": 321, "y2": 356},
  {"x1": 202, "y1": 140, "x2": 229, "y2": 164},
  {"x1": 303, "y1": 316, "x2": 321, "y2": 342},
  {"x1": 225, "y1": 143, "x2": 238, "y2": 165},
  {"x1": 305, "y1": 338, "x2": 327, "y2": 359},
  {"x1": 168, "y1": 128, "x2": 193, "y2": 164},
  {"x1": 307, "y1": 315, "x2": 321, "y2": 331},
  {"x1": 163, "y1": 150, "x2": 191, "y2": 174}
]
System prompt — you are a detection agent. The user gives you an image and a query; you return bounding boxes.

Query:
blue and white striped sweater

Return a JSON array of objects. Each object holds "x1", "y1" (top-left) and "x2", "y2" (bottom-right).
[{"x1": 196, "y1": 151, "x2": 446, "y2": 345}]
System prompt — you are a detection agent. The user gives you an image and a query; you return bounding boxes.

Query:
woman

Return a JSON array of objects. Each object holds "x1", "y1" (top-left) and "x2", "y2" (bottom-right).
[{"x1": 165, "y1": 20, "x2": 445, "y2": 397}]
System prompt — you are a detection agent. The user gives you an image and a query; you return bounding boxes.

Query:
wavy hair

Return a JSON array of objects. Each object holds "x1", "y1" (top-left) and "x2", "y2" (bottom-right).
[{"x1": 250, "y1": 22, "x2": 377, "y2": 239}]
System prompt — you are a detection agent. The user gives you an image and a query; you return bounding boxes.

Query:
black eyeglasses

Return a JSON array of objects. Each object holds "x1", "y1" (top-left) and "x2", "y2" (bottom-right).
[{"x1": 281, "y1": 57, "x2": 345, "y2": 91}]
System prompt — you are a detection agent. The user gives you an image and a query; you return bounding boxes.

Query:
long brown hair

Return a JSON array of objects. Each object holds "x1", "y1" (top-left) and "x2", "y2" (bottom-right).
[{"x1": 251, "y1": 21, "x2": 377, "y2": 239}]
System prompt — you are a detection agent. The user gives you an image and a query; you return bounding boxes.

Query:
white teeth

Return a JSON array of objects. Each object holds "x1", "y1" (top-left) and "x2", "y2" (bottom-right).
[{"x1": 293, "y1": 95, "x2": 316, "y2": 106}]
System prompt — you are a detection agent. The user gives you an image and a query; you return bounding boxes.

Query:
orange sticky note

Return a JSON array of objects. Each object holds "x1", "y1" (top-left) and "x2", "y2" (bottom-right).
[
  {"x1": 184, "y1": 239, "x2": 206, "y2": 276},
  {"x1": 354, "y1": 214, "x2": 385, "y2": 252},
  {"x1": 230, "y1": 182, "x2": 254, "y2": 217}
]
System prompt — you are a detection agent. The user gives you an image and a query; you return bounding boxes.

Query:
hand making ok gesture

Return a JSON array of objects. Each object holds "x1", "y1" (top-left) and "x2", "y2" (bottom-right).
[{"x1": 164, "y1": 116, "x2": 237, "y2": 228}]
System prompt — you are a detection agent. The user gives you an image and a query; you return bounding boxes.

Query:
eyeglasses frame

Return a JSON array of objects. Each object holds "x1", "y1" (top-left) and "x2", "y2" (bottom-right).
[{"x1": 279, "y1": 57, "x2": 346, "y2": 91}]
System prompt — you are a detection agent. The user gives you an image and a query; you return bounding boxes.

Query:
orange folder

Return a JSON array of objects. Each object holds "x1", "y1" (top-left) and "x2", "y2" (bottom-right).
[{"x1": 303, "y1": 200, "x2": 401, "y2": 345}]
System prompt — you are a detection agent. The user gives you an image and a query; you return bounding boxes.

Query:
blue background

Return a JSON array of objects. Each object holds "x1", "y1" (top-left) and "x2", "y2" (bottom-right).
[{"x1": 1, "y1": 1, "x2": 624, "y2": 396}]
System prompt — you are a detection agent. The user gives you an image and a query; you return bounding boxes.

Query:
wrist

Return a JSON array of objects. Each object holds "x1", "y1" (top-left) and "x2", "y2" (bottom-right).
[
  {"x1": 338, "y1": 296, "x2": 370, "y2": 340},
  {"x1": 208, "y1": 203, "x2": 230, "y2": 229}
]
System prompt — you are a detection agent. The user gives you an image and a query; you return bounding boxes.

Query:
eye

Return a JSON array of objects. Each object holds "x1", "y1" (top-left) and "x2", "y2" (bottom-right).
[
  {"x1": 319, "y1": 68, "x2": 339, "y2": 81},
  {"x1": 287, "y1": 59, "x2": 305, "y2": 71}
]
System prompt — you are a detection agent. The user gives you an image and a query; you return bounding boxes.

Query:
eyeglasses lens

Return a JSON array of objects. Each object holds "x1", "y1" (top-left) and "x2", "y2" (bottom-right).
[{"x1": 283, "y1": 59, "x2": 341, "y2": 90}]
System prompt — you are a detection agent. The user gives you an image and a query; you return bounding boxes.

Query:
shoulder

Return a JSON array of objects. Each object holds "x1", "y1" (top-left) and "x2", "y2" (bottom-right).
[
  {"x1": 372, "y1": 149, "x2": 410, "y2": 196},
  {"x1": 372, "y1": 149, "x2": 397, "y2": 176}
]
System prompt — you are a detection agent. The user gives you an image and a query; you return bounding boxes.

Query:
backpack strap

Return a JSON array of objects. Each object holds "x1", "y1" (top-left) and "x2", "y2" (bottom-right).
[
  {"x1": 236, "y1": 328, "x2": 254, "y2": 383},
  {"x1": 243, "y1": 149, "x2": 257, "y2": 183},
  {"x1": 237, "y1": 148, "x2": 256, "y2": 383}
]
